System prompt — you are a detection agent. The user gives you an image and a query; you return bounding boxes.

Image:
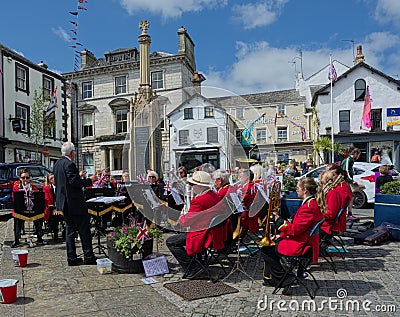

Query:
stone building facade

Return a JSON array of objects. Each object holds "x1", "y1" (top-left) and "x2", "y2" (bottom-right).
[
  {"x1": 0, "y1": 44, "x2": 67, "y2": 168},
  {"x1": 62, "y1": 26, "x2": 199, "y2": 176}
]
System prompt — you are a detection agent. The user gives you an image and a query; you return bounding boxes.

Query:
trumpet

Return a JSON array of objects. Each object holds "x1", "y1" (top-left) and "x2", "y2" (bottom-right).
[{"x1": 258, "y1": 181, "x2": 281, "y2": 247}]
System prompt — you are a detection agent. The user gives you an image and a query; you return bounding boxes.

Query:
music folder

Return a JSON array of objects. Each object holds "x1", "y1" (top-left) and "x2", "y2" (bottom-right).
[
  {"x1": 13, "y1": 191, "x2": 45, "y2": 220},
  {"x1": 85, "y1": 188, "x2": 115, "y2": 200}
]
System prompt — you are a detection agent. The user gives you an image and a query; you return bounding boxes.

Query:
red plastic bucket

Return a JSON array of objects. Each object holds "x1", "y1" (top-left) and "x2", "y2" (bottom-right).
[
  {"x1": 0, "y1": 279, "x2": 18, "y2": 304},
  {"x1": 11, "y1": 250, "x2": 28, "y2": 267}
]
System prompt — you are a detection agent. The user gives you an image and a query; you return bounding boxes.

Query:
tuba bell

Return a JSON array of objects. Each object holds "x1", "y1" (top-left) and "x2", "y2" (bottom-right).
[{"x1": 258, "y1": 180, "x2": 281, "y2": 247}]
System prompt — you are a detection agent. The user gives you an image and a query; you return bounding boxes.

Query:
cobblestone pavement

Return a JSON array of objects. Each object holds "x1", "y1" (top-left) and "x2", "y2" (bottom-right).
[{"x1": 0, "y1": 210, "x2": 399, "y2": 317}]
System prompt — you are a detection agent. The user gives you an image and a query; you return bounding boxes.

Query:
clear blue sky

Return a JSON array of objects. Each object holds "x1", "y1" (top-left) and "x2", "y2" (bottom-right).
[{"x1": 2, "y1": 0, "x2": 400, "y2": 95}]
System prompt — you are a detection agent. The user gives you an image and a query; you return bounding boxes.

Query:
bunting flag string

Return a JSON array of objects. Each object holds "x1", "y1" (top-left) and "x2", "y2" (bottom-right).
[
  {"x1": 66, "y1": 0, "x2": 89, "y2": 96},
  {"x1": 275, "y1": 114, "x2": 308, "y2": 141}
]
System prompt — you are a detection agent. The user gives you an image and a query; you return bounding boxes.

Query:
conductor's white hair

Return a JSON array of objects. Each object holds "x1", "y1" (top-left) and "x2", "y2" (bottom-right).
[{"x1": 61, "y1": 142, "x2": 75, "y2": 156}]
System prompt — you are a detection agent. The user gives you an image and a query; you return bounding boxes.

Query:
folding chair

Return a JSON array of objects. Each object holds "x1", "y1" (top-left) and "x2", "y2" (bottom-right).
[
  {"x1": 319, "y1": 203, "x2": 350, "y2": 273},
  {"x1": 183, "y1": 213, "x2": 232, "y2": 281},
  {"x1": 273, "y1": 217, "x2": 325, "y2": 299}
]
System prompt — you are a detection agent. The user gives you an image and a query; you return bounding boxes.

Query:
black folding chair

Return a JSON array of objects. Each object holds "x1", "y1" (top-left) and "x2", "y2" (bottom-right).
[
  {"x1": 273, "y1": 217, "x2": 325, "y2": 299},
  {"x1": 183, "y1": 213, "x2": 232, "y2": 282},
  {"x1": 321, "y1": 201, "x2": 350, "y2": 262}
]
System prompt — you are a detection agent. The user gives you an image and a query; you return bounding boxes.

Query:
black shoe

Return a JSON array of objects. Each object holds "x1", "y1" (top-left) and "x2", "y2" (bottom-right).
[
  {"x1": 262, "y1": 280, "x2": 276, "y2": 287},
  {"x1": 11, "y1": 241, "x2": 20, "y2": 248},
  {"x1": 68, "y1": 258, "x2": 83, "y2": 266},
  {"x1": 185, "y1": 266, "x2": 203, "y2": 279},
  {"x1": 84, "y1": 257, "x2": 98, "y2": 265}
]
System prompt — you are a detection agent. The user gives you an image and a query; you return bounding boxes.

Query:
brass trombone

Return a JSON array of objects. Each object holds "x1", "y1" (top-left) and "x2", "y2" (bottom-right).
[{"x1": 258, "y1": 181, "x2": 281, "y2": 247}]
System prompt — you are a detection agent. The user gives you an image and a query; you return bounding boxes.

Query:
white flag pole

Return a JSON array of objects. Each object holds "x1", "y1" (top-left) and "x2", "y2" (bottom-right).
[{"x1": 330, "y1": 55, "x2": 335, "y2": 164}]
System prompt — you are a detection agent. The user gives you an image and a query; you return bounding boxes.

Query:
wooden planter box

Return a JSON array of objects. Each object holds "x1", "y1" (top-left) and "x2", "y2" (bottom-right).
[
  {"x1": 374, "y1": 194, "x2": 400, "y2": 227},
  {"x1": 107, "y1": 239, "x2": 153, "y2": 274},
  {"x1": 281, "y1": 191, "x2": 302, "y2": 219}
]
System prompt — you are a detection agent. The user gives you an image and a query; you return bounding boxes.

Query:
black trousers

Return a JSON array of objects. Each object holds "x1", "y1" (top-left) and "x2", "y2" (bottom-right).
[
  {"x1": 261, "y1": 245, "x2": 286, "y2": 284},
  {"x1": 63, "y1": 205, "x2": 95, "y2": 262},
  {"x1": 166, "y1": 232, "x2": 193, "y2": 271},
  {"x1": 13, "y1": 218, "x2": 42, "y2": 242}
]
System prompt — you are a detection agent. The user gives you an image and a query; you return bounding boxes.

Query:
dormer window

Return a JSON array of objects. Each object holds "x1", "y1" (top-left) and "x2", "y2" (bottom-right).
[{"x1": 354, "y1": 79, "x2": 366, "y2": 101}]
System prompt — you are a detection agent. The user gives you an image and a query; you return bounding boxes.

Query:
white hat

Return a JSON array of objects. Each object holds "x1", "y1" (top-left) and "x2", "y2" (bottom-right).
[{"x1": 187, "y1": 171, "x2": 212, "y2": 187}]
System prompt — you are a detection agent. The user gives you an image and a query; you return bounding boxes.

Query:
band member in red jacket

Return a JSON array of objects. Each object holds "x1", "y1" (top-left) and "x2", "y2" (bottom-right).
[
  {"x1": 261, "y1": 177, "x2": 324, "y2": 288},
  {"x1": 43, "y1": 173, "x2": 63, "y2": 242},
  {"x1": 166, "y1": 171, "x2": 222, "y2": 278},
  {"x1": 213, "y1": 169, "x2": 231, "y2": 199},
  {"x1": 236, "y1": 169, "x2": 258, "y2": 233},
  {"x1": 327, "y1": 164, "x2": 352, "y2": 233},
  {"x1": 11, "y1": 168, "x2": 46, "y2": 247},
  {"x1": 319, "y1": 171, "x2": 342, "y2": 235}
]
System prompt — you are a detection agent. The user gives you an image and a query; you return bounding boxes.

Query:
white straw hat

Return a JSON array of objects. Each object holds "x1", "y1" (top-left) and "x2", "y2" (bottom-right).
[{"x1": 187, "y1": 171, "x2": 212, "y2": 187}]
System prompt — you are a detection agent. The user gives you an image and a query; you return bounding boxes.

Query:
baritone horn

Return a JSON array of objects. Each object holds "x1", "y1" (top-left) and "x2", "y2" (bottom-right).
[{"x1": 258, "y1": 180, "x2": 281, "y2": 247}]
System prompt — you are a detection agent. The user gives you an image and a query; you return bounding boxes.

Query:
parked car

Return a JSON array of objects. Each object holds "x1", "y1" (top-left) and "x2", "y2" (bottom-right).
[
  {"x1": 297, "y1": 162, "x2": 400, "y2": 208},
  {"x1": 0, "y1": 163, "x2": 52, "y2": 210}
]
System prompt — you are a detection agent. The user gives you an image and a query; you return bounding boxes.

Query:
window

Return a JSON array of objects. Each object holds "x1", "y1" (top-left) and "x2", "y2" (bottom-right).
[
  {"x1": 204, "y1": 106, "x2": 214, "y2": 118},
  {"x1": 371, "y1": 109, "x2": 382, "y2": 131},
  {"x1": 82, "y1": 113, "x2": 93, "y2": 137},
  {"x1": 179, "y1": 130, "x2": 189, "y2": 145},
  {"x1": 16, "y1": 64, "x2": 29, "y2": 93},
  {"x1": 256, "y1": 129, "x2": 266, "y2": 142},
  {"x1": 184, "y1": 108, "x2": 193, "y2": 119},
  {"x1": 116, "y1": 109, "x2": 128, "y2": 133},
  {"x1": 115, "y1": 76, "x2": 126, "y2": 95},
  {"x1": 354, "y1": 79, "x2": 366, "y2": 101},
  {"x1": 236, "y1": 108, "x2": 244, "y2": 119},
  {"x1": 82, "y1": 81, "x2": 93, "y2": 99},
  {"x1": 339, "y1": 110, "x2": 350, "y2": 132},
  {"x1": 42, "y1": 76, "x2": 53, "y2": 98},
  {"x1": 83, "y1": 153, "x2": 94, "y2": 175},
  {"x1": 15, "y1": 103, "x2": 29, "y2": 133},
  {"x1": 277, "y1": 105, "x2": 285, "y2": 116},
  {"x1": 277, "y1": 127, "x2": 287, "y2": 141},
  {"x1": 207, "y1": 127, "x2": 218, "y2": 143},
  {"x1": 151, "y1": 71, "x2": 164, "y2": 90}
]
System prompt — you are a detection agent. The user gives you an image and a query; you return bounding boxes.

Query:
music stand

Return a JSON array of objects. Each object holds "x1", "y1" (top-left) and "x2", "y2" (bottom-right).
[
  {"x1": 221, "y1": 192, "x2": 257, "y2": 283},
  {"x1": 85, "y1": 188, "x2": 116, "y2": 256},
  {"x1": 13, "y1": 191, "x2": 45, "y2": 248}
]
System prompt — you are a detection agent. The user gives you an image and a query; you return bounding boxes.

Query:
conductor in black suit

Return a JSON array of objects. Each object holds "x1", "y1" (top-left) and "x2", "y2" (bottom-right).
[{"x1": 53, "y1": 142, "x2": 97, "y2": 266}]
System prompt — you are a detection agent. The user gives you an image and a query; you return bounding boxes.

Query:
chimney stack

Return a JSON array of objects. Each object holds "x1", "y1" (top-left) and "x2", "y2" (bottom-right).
[
  {"x1": 355, "y1": 45, "x2": 365, "y2": 64},
  {"x1": 192, "y1": 71, "x2": 206, "y2": 94},
  {"x1": 80, "y1": 49, "x2": 97, "y2": 69}
]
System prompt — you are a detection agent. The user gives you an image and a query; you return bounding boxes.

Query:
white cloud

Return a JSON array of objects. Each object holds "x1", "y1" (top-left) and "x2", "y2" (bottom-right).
[
  {"x1": 52, "y1": 27, "x2": 70, "y2": 42},
  {"x1": 119, "y1": 0, "x2": 227, "y2": 19},
  {"x1": 232, "y1": 0, "x2": 288, "y2": 29},
  {"x1": 374, "y1": 0, "x2": 400, "y2": 27},
  {"x1": 202, "y1": 27, "x2": 400, "y2": 96}
]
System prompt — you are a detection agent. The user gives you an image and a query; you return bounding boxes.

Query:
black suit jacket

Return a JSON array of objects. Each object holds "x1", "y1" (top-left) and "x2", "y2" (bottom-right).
[{"x1": 53, "y1": 156, "x2": 92, "y2": 215}]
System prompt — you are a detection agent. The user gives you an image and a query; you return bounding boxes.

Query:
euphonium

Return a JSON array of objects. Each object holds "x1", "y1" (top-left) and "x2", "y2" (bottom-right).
[{"x1": 258, "y1": 181, "x2": 281, "y2": 247}]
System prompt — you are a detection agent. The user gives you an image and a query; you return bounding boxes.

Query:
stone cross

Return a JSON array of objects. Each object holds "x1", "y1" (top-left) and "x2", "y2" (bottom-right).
[{"x1": 139, "y1": 20, "x2": 150, "y2": 34}]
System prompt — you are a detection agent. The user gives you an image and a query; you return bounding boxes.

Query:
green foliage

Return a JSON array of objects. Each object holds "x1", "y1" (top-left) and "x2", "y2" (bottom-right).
[
  {"x1": 28, "y1": 90, "x2": 53, "y2": 161},
  {"x1": 283, "y1": 175, "x2": 297, "y2": 192},
  {"x1": 107, "y1": 225, "x2": 162, "y2": 259},
  {"x1": 380, "y1": 181, "x2": 400, "y2": 195}
]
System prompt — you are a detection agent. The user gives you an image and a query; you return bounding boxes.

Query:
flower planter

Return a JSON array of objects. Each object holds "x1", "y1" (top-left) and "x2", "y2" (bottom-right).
[
  {"x1": 281, "y1": 191, "x2": 302, "y2": 219},
  {"x1": 107, "y1": 239, "x2": 153, "y2": 274},
  {"x1": 374, "y1": 194, "x2": 400, "y2": 227}
]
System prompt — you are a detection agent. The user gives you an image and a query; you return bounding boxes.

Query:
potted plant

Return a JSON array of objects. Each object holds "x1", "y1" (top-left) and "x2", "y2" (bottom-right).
[
  {"x1": 281, "y1": 175, "x2": 302, "y2": 219},
  {"x1": 325, "y1": 126, "x2": 332, "y2": 134},
  {"x1": 107, "y1": 224, "x2": 162, "y2": 273},
  {"x1": 374, "y1": 181, "x2": 400, "y2": 227}
]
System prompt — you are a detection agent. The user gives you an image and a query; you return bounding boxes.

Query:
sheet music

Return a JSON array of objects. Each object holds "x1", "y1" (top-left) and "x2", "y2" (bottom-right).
[
  {"x1": 229, "y1": 192, "x2": 244, "y2": 213},
  {"x1": 142, "y1": 255, "x2": 169, "y2": 277},
  {"x1": 257, "y1": 187, "x2": 269, "y2": 203},
  {"x1": 86, "y1": 196, "x2": 126, "y2": 204},
  {"x1": 144, "y1": 189, "x2": 159, "y2": 208},
  {"x1": 171, "y1": 188, "x2": 184, "y2": 205}
]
